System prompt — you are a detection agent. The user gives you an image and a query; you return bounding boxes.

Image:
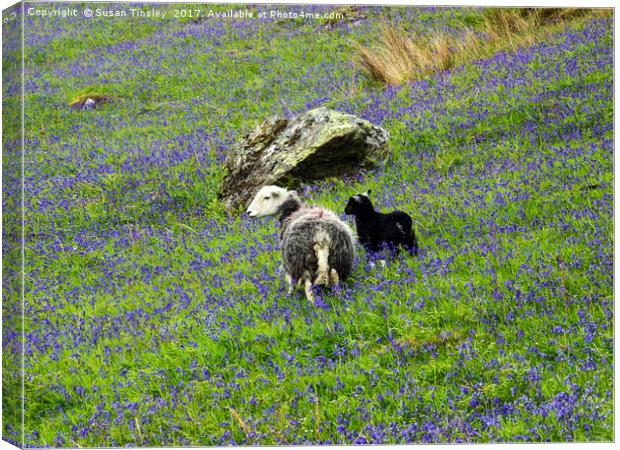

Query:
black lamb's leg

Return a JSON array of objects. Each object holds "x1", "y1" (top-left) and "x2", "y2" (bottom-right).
[
  {"x1": 407, "y1": 230, "x2": 419, "y2": 256},
  {"x1": 387, "y1": 241, "x2": 400, "y2": 259},
  {"x1": 364, "y1": 240, "x2": 382, "y2": 263}
]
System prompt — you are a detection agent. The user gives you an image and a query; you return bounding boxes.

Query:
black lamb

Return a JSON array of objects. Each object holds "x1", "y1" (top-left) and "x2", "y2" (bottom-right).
[{"x1": 344, "y1": 190, "x2": 418, "y2": 257}]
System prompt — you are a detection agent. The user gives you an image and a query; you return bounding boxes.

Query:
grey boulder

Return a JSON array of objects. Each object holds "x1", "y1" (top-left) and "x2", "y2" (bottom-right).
[{"x1": 219, "y1": 107, "x2": 389, "y2": 210}]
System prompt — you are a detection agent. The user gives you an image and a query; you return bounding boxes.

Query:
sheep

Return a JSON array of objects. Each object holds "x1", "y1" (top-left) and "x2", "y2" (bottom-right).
[
  {"x1": 344, "y1": 190, "x2": 418, "y2": 258},
  {"x1": 247, "y1": 185, "x2": 355, "y2": 303}
]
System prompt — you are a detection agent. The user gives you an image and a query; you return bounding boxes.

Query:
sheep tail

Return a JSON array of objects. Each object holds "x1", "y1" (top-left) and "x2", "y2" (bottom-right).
[{"x1": 313, "y1": 231, "x2": 331, "y2": 286}]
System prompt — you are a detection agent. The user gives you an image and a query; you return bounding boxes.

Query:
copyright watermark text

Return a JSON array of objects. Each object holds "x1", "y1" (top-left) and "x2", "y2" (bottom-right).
[
  {"x1": 27, "y1": 7, "x2": 79, "y2": 18},
  {"x1": 26, "y1": 6, "x2": 345, "y2": 22}
]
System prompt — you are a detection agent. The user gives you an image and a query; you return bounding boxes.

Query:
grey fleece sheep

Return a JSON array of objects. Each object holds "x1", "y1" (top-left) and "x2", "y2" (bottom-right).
[{"x1": 247, "y1": 185, "x2": 355, "y2": 303}]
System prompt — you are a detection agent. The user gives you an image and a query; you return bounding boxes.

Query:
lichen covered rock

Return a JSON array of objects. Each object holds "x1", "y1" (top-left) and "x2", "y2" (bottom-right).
[{"x1": 219, "y1": 107, "x2": 389, "y2": 210}]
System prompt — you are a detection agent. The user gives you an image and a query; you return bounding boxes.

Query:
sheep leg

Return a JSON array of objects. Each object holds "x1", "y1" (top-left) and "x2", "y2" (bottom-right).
[
  {"x1": 387, "y1": 241, "x2": 401, "y2": 259},
  {"x1": 329, "y1": 268, "x2": 339, "y2": 286},
  {"x1": 304, "y1": 278, "x2": 315, "y2": 304},
  {"x1": 407, "y1": 233, "x2": 419, "y2": 256},
  {"x1": 285, "y1": 273, "x2": 295, "y2": 294}
]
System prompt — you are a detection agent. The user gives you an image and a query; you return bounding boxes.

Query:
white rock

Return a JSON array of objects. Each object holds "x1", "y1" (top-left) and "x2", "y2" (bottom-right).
[{"x1": 82, "y1": 98, "x2": 96, "y2": 110}]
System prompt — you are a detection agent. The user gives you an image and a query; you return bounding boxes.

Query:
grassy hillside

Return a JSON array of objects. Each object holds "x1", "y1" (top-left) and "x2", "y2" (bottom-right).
[{"x1": 3, "y1": 4, "x2": 613, "y2": 446}]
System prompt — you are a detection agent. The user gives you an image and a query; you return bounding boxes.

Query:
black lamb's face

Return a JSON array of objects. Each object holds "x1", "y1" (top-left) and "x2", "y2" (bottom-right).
[{"x1": 344, "y1": 192, "x2": 372, "y2": 215}]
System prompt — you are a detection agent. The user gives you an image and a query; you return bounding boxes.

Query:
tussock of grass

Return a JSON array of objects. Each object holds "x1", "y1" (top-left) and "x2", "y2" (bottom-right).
[
  {"x1": 229, "y1": 407, "x2": 252, "y2": 436},
  {"x1": 512, "y1": 7, "x2": 593, "y2": 25},
  {"x1": 68, "y1": 92, "x2": 113, "y2": 109},
  {"x1": 356, "y1": 8, "x2": 604, "y2": 85},
  {"x1": 355, "y1": 26, "x2": 454, "y2": 86}
]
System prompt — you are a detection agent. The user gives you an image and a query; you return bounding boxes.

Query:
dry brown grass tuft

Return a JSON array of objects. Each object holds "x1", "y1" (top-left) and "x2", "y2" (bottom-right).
[
  {"x1": 592, "y1": 8, "x2": 613, "y2": 19},
  {"x1": 485, "y1": 8, "x2": 531, "y2": 35},
  {"x1": 229, "y1": 407, "x2": 252, "y2": 436},
  {"x1": 522, "y1": 7, "x2": 592, "y2": 25},
  {"x1": 355, "y1": 25, "x2": 458, "y2": 85},
  {"x1": 356, "y1": 7, "x2": 603, "y2": 85}
]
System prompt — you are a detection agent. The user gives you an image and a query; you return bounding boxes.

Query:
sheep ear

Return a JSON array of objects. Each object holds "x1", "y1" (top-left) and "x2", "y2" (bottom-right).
[
  {"x1": 364, "y1": 190, "x2": 372, "y2": 197},
  {"x1": 289, "y1": 190, "x2": 299, "y2": 199}
]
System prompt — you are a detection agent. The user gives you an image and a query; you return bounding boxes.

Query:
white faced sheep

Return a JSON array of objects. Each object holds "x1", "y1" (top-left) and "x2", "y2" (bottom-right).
[
  {"x1": 247, "y1": 185, "x2": 355, "y2": 303},
  {"x1": 344, "y1": 190, "x2": 418, "y2": 257}
]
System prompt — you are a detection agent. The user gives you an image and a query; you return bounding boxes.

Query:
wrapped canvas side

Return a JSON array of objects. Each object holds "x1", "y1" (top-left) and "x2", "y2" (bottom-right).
[{"x1": 2, "y1": 2, "x2": 24, "y2": 448}]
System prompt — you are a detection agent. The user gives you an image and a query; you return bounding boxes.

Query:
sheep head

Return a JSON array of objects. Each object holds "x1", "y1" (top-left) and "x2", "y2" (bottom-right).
[
  {"x1": 344, "y1": 190, "x2": 374, "y2": 216},
  {"x1": 247, "y1": 185, "x2": 298, "y2": 218}
]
